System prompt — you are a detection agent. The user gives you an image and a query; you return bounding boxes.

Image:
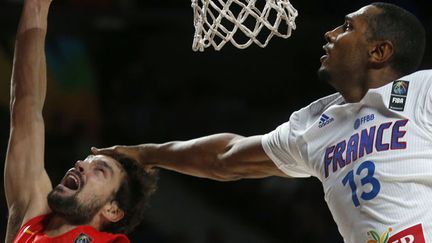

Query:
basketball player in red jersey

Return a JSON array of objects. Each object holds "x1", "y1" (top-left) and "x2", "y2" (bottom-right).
[{"x1": 4, "y1": 0, "x2": 158, "y2": 242}]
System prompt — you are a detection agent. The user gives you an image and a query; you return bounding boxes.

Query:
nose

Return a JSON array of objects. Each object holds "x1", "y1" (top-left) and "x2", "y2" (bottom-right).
[
  {"x1": 324, "y1": 28, "x2": 337, "y2": 43},
  {"x1": 74, "y1": 160, "x2": 85, "y2": 173}
]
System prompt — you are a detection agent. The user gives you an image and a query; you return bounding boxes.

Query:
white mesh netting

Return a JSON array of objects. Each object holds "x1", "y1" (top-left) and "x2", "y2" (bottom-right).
[{"x1": 191, "y1": 0, "x2": 297, "y2": 51}]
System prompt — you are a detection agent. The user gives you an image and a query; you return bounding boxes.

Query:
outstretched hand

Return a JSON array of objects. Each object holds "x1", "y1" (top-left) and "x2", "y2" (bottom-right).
[
  {"x1": 91, "y1": 145, "x2": 144, "y2": 164},
  {"x1": 92, "y1": 145, "x2": 159, "y2": 174}
]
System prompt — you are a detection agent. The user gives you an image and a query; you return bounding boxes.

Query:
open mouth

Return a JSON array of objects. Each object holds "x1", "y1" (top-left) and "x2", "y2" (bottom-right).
[
  {"x1": 320, "y1": 45, "x2": 330, "y2": 63},
  {"x1": 61, "y1": 171, "x2": 81, "y2": 191},
  {"x1": 320, "y1": 54, "x2": 328, "y2": 63}
]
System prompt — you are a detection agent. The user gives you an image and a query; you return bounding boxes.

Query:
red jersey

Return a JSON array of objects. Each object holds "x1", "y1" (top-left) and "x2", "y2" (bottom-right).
[{"x1": 13, "y1": 214, "x2": 130, "y2": 243}]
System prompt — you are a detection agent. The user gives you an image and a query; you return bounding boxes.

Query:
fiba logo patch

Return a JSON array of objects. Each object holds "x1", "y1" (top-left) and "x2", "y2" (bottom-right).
[
  {"x1": 389, "y1": 80, "x2": 409, "y2": 111},
  {"x1": 74, "y1": 233, "x2": 93, "y2": 243},
  {"x1": 392, "y1": 80, "x2": 409, "y2": 95}
]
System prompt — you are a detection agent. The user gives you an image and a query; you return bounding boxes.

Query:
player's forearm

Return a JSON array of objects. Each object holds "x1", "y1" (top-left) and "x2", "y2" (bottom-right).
[
  {"x1": 135, "y1": 134, "x2": 280, "y2": 181},
  {"x1": 10, "y1": 0, "x2": 51, "y2": 114},
  {"x1": 142, "y1": 133, "x2": 245, "y2": 181},
  {"x1": 95, "y1": 134, "x2": 283, "y2": 180}
]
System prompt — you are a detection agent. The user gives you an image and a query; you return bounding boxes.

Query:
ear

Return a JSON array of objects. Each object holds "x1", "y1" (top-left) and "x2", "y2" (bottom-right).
[
  {"x1": 101, "y1": 201, "x2": 125, "y2": 223},
  {"x1": 368, "y1": 40, "x2": 394, "y2": 66}
]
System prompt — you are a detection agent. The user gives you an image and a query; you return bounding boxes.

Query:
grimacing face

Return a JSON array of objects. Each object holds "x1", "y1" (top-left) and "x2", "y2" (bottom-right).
[
  {"x1": 47, "y1": 155, "x2": 126, "y2": 225},
  {"x1": 318, "y1": 5, "x2": 380, "y2": 88}
]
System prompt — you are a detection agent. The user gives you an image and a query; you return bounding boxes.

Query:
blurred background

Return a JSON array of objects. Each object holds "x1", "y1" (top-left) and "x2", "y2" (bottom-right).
[{"x1": 0, "y1": 0, "x2": 431, "y2": 242}]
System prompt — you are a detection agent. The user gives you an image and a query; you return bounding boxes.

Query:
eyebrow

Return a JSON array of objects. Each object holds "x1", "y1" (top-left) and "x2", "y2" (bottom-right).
[{"x1": 345, "y1": 15, "x2": 353, "y2": 22}]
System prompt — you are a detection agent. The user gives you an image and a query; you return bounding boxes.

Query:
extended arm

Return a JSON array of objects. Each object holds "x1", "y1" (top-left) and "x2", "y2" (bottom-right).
[
  {"x1": 93, "y1": 133, "x2": 288, "y2": 181},
  {"x1": 4, "y1": 0, "x2": 53, "y2": 241}
]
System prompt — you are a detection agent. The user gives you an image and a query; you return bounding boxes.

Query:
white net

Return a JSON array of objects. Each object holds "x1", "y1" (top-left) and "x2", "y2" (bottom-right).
[{"x1": 191, "y1": 0, "x2": 297, "y2": 51}]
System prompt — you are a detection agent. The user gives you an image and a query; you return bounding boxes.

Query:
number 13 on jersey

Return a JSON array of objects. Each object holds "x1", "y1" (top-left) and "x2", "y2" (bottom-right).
[{"x1": 342, "y1": 160, "x2": 381, "y2": 207}]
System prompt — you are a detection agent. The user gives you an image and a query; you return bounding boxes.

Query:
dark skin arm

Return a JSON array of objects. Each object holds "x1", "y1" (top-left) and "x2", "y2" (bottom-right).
[{"x1": 93, "y1": 133, "x2": 288, "y2": 181}]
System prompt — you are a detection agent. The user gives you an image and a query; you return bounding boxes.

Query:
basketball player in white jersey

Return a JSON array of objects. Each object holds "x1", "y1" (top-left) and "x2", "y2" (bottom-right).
[{"x1": 94, "y1": 3, "x2": 430, "y2": 242}]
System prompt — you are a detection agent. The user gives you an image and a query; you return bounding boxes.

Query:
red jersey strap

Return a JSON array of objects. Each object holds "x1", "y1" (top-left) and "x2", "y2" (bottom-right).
[
  {"x1": 14, "y1": 214, "x2": 130, "y2": 243},
  {"x1": 13, "y1": 214, "x2": 48, "y2": 243}
]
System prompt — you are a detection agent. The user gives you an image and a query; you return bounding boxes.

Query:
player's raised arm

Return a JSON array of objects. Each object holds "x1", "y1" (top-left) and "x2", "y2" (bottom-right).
[
  {"x1": 93, "y1": 133, "x2": 288, "y2": 181},
  {"x1": 4, "y1": 0, "x2": 53, "y2": 241}
]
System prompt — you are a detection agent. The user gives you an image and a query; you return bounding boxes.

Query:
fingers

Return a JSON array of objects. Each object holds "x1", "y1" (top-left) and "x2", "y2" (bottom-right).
[
  {"x1": 92, "y1": 145, "x2": 145, "y2": 166},
  {"x1": 91, "y1": 147, "x2": 98, "y2": 154},
  {"x1": 91, "y1": 146, "x2": 102, "y2": 155},
  {"x1": 91, "y1": 146, "x2": 120, "y2": 156}
]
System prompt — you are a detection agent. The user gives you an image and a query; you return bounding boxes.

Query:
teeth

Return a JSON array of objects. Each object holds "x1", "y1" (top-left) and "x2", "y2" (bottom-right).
[
  {"x1": 70, "y1": 175, "x2": 78, "y2": 185},
  {"x1": 65, "y1": 174, "x2": 79, "y2": 190}
]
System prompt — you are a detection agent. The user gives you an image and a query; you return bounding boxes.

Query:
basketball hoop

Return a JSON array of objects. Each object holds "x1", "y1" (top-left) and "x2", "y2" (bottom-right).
[{"x1": 191, "y1": 0, "x2": 298, "y2": 51}]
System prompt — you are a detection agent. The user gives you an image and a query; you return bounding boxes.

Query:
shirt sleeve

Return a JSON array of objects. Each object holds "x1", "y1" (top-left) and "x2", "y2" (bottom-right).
[
  {"x1": 261, "y1": 119, "x2": 311, "y2": 178},
  {"x1": 408, "y1": 70, "x2": 432, "y2": 136},
  {"x1": 423, "y1": 76, "x2": 432, "y2": 135}
]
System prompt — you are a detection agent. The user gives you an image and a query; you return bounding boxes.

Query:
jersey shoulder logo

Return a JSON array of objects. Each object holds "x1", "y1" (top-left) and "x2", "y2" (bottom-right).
[
  {"x1": 74, "y1": 233, "x2": 93, "y2": 243},
  {"x1": 389, "y1": 80, "x2": 409, "y2": 111},
  {"x1": 354, "y1": 114, "x2": 375, "y2": 130},
  {"x1": 318, "y1": 113, "x2": 334, "y2": 128}
]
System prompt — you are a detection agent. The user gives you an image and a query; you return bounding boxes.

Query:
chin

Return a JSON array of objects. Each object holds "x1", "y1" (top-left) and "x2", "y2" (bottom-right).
[
  {"x1": 317, "y1": 67, "x2": 332, "y2": 83},
  {"x1": 47, "y1": 184, "x2": 108, "y2": 225},
  {"x1": 47, "y1": 188, "x2": 100, "y2": 225},
  {"x1": 48, "y1": 187, "x2": 76, "y2": 211},
  {"x1": 47, "y1": 184, "x2": 82, "y2": 216}
]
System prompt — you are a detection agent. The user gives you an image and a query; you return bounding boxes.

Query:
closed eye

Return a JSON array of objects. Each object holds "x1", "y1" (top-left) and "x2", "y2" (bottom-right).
[
  {"x1": 96, "y1": 167, "x2": 106, "y2": 177},
  {"x1": 93, "y1": 160, "x2": 114, "y2": 178},
  {"x1": 342, "y1": 21, "x2": 352, "y2": 31}
]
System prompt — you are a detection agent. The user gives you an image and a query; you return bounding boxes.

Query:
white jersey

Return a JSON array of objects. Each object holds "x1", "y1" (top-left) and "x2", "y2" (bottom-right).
[{"x1": 262, "y1": 70, "x2": 432, "y2": 243}]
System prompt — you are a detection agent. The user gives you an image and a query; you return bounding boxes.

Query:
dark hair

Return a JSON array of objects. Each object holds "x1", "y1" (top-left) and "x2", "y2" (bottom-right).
[
  {"x1": 103, "y1": 155, "x2": 159, "y2": 234},
  {"x1": 366, "y1": 2, "x2": 426, "y2": 75}
]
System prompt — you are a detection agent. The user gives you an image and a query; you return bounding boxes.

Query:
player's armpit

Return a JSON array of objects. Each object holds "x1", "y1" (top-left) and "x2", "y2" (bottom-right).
[{"x1": 4, "y1": 204, "x2": 23, "y2": 243}]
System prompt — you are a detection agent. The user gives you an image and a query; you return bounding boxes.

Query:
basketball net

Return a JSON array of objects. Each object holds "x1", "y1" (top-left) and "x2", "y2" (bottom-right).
[{"x1": 191, "y1": 0, "x2": 297, "y2": 51}]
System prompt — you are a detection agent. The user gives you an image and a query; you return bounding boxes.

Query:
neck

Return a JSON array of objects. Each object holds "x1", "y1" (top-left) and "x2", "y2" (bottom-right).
[
  {"x1": 43, "y1": 214, "x2": 101, "y2": 237},
  {"x1": 337, "y1": 68, "x2": 401, "y2": 103}
]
